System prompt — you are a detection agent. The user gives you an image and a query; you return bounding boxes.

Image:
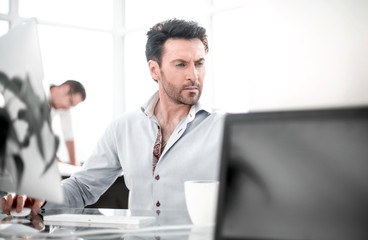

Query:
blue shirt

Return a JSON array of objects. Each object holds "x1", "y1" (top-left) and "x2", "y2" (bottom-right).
[{"x1": 58, "y1": 92, "x2": 225, "y2": 211}]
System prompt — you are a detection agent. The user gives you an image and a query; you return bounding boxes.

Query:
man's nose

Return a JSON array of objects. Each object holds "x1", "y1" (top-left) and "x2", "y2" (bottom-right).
[{"x1": 186, "y1": 64, "x2": 198, "y2": 82}]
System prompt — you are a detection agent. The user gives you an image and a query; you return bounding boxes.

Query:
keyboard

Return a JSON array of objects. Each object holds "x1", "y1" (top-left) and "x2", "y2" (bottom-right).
[{"x1": 44, "y1": 214, "x2": 156, "y2": 226}]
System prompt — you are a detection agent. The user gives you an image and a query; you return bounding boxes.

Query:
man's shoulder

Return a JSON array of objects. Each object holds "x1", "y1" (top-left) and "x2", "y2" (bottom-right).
[
  {"x1": 193, "y1": 107, "x2": 227, "y2": 131},
  {"x1": 198, "y1": 107, "x2": 227, "y2": 120}
]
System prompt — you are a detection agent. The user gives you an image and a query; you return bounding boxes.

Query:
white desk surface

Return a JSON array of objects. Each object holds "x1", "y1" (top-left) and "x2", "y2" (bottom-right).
[{"x1": 0, "y1": 208, "x2": 215, "y2": 240}]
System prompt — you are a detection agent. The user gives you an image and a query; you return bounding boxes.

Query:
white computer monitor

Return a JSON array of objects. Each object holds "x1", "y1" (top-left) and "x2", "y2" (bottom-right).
[{"x1": 0, "y1": 20, "x2": 63, "y2": 203}]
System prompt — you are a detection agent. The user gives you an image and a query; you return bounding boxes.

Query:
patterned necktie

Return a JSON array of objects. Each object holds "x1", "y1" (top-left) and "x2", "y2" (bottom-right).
[{"x1": 152, "y1": 126, "x2": 162, "y2": 174}]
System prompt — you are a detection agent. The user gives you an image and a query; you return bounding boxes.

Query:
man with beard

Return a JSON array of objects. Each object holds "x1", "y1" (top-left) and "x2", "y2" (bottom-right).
[{"x1": 1, "y1": 19, "x2": 225, "y2": 216}]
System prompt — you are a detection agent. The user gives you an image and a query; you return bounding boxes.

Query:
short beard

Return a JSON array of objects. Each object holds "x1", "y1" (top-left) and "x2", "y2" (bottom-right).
[{"x1": 160, "y1": 71, "x2": 202, "y2": 106}]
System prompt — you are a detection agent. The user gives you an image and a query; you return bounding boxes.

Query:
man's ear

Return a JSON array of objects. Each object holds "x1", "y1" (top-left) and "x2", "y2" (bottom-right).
[{"x1": 148, "y1": 60, "x2": 160, "y2": 81}]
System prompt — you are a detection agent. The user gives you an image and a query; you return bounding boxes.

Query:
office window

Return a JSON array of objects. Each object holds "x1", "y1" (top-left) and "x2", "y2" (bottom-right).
[
  {"x1": 0, "y1": 0, "x2": 8, "y2": 14},
  {"x1": 0, "y1": 20, "x2": 8, "y2": 37},
  {"x1": 19, "y1": 0, "x2": 113, "y2": 29}
]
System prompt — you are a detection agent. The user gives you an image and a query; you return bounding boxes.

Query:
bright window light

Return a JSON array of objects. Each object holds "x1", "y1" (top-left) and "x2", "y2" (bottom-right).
[
  {"x1": 0, "y1": 0, "x2": 8, "y2": 14},
  {"x1": 124, "y1": 29, "x2": 157, "y2": 112},
  {"x1": 125, "y1": 0, "x2": 212, "y2": 29},
  {"x1": 19, "y1": 0, "x2": 113, "y2": 29},
  {"x1": 212, "y1": 8, "x2": 251, "y2": 113},
  {"x1": 213, "y1": 0, "x2": 247, "y2": 8}
]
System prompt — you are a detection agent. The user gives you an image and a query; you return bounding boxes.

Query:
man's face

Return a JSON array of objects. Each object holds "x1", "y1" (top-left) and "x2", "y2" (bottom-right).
[
  {"x1": 53, "y1": 85, "x2": 83, "y2": 110},
  {"x1": 156, "y1": 38, "x2": 206, "y2": 106}
]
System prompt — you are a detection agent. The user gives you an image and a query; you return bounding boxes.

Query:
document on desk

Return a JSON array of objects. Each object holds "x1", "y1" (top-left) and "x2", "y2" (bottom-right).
[{"x1": 44, "y1": 214, "x2": 156, "y2": 226}]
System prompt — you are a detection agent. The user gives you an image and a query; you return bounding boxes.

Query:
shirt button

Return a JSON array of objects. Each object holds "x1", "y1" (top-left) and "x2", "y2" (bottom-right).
[
  {"x1": 155, "y1": 174, "x2": 160, "y2": 180},
  {"x1": 156, "y1": 201, "x2": 161, "y2": 207}
]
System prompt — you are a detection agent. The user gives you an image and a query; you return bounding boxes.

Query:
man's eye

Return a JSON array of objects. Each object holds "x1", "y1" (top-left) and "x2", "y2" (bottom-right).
[
  {"x1": 177, "y1": 63, "x2": 185, "y2": 67},
  {"x1": 196, "y1": 62, "x2": 204, "y2": 67}
]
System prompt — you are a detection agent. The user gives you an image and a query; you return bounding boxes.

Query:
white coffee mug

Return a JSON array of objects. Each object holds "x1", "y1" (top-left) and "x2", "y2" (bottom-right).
[{"x1": 184, "y1": 180, "x2": 219, "y2": 225}]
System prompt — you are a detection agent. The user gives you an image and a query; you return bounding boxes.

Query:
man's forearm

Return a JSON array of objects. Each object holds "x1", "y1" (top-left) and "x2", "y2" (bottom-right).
[{"x1": 65, "y1": 140, "x2": 79, "y2": 166}]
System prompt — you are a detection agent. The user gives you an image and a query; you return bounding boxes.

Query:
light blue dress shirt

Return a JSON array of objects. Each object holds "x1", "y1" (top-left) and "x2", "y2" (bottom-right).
[{"x1": 58, "y1": 92, "x2": 226, "y2": 211}]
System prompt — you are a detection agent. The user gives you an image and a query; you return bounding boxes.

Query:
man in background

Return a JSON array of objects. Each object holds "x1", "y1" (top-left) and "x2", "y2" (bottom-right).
[{"x1": 49, "y1": 80, "x2": 86, "y2": 166}]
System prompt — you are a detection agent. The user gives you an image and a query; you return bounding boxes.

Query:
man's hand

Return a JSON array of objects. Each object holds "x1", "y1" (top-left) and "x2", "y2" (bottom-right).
[{"x1": 1, "y1": 193, "x2": 45, "y2": 216}]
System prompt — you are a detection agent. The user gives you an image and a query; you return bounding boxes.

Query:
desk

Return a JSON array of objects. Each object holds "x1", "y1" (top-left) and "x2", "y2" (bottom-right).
[{"x1": 0, "y1": 208, "x2": 215, "y2": 240}]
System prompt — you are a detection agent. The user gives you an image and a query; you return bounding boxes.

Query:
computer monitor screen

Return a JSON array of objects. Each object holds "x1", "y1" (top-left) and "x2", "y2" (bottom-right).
[
  {"x1": 0, "y1": 20, "x2": 63, "y2": 203},
  {"x1": 216, "y1": 107, "x2": 368, "y2": 240}
]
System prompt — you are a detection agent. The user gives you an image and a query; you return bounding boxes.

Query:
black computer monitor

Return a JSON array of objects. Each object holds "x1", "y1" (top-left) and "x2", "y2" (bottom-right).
[
  {"x1": 0, "y1": 20, "x2": 63, "y2": 203},
  {"x1": 216, "y1": 107, "x2": 368, "y2": 240}
]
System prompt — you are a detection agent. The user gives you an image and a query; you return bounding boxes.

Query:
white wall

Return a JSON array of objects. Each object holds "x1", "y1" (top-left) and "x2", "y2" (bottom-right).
[{"x1": 213, "y1": 0, "x2": 368, "y2": 112}]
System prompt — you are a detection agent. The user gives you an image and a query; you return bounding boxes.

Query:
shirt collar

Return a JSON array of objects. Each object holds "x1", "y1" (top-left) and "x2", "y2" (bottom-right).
[
  {"x1": 141, "y1": 91, "x2": 160, "y2": 118},
  {"x1": 141, "y1": 91, "x2": 212, "y2": 120}
]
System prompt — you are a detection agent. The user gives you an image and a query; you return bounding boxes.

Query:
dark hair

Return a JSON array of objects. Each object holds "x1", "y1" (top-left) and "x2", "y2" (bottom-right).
[
  {"x1": 145, "y1": 19, "x2": 209, "y2": 66},
  {"x1": 61, "y1": 80, "x2": 86, "y2": 101}
]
